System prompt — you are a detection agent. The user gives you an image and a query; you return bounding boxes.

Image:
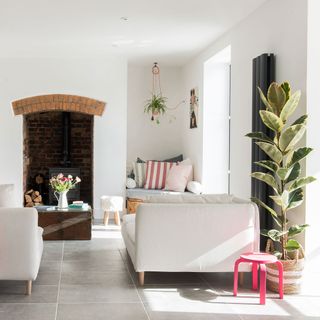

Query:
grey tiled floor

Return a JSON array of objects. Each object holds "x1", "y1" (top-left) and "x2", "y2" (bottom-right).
[{"x1": 0, "y1": 220, "x2": 319, "y2": 320}]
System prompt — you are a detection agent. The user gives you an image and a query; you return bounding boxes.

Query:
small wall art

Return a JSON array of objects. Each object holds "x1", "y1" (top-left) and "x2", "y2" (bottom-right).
[{"x1": 190, "y1": 87, "x2": 199, "y2": 129}]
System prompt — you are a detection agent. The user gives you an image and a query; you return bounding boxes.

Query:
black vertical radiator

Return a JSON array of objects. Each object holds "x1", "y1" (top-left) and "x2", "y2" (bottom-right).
[{"x1": 251, "y1": 53, "x2": 275, "y2": 249}]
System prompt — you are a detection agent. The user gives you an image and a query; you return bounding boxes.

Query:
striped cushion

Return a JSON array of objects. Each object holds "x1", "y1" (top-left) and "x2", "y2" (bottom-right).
[
  {"x1": 132, "y1": 162, "x2": 147, "y2": 188},
  {"x1": 144, "y1": 161, "x2": 176, "y2": 189}
]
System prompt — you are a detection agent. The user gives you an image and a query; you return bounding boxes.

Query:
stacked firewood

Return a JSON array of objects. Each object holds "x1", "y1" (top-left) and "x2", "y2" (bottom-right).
[{"x1": 25, "y1": 189, "x2": 43, "y2": 207}]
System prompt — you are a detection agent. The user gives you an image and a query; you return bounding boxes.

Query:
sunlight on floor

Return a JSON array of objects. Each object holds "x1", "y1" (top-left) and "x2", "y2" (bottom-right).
[
  {"x1": 92, "y1": 221, "x2": 122, "y2": 239},
  {"x1": 141, "y1": 285, "x2": 320, "y2": 317}
]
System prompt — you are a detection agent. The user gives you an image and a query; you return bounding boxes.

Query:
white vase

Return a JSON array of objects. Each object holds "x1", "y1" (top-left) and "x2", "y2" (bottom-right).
[{"x1": 54, "y1": 191, "x2": 68, "y2": 209}]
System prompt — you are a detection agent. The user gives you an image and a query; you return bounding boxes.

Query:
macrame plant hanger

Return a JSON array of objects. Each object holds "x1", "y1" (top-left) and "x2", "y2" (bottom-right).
[
  {"x1": 151, "y1": 62, "x2": 162, "y2": 122},
  {"x1": 147, "y1": 62, "x2": 186, "y2": 123},
  {"x1": 152, "y1": 62, "x2": 162, "y2": 97}
]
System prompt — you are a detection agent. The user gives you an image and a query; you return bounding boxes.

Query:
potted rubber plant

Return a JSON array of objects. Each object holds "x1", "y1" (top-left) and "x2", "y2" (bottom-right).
[
  {"x1": 246, "y1": 81, "x2": 316, "y2": 293},
  {"x1": 144, "y1": 94, "x2": 167, "y2": 124}
]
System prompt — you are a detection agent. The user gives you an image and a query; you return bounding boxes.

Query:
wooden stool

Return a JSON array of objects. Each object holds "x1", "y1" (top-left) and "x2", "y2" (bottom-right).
[
  {"x1": 233, "y1": 252, "x2": 283, "y2": 304},
  {"x1": 100, "y1": 196, "x2": 123, "y2": 226}
]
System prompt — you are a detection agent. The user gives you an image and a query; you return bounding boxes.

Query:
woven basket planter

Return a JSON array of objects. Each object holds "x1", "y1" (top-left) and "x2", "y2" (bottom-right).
[
  {"x1": 266, "y1": 239, "x2": 304, "y2": 294},
  {"x1": 266, "y1": 258, "x2": 304, "y2": 294}
]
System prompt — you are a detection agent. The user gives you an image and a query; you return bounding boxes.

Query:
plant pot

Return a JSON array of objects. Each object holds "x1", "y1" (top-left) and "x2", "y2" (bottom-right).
[{"x1": 266, "y1": 258, "x2": 304, "y2": 294}]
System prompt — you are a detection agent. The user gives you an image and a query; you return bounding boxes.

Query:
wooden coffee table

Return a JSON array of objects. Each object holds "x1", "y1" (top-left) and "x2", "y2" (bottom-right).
[{"x1": 36, "y1": 206, "x2": 92, "y2": 240}]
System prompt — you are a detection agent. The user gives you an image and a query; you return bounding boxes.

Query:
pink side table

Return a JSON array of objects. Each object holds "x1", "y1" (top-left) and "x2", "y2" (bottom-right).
[{"x1": 233, "y1": 252, "x2": 283, "y2": 304}]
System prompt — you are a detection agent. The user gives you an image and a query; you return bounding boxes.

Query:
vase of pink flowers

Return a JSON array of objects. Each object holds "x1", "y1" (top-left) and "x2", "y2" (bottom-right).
[{"x1": 49, "y1": 174, "x2": 81, "y2": 209}]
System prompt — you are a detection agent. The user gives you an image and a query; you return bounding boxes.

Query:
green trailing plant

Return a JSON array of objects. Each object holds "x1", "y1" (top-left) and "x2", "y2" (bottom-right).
[
  {"x1": 144, "y1": 94, "x2": 167, "y2": 124},
  {"x1": 246, "y1": 81, "x2": 316, "y2": 260}
]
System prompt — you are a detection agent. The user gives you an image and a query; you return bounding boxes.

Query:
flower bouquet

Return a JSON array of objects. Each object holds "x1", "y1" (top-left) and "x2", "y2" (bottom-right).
[{"x1": 49, "y1": 173, "x2": 81, "y2": 209}]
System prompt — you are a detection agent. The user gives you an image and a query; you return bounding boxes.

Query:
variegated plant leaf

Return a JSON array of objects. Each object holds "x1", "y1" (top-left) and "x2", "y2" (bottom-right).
[
  {"x1": 259, "y1": 110, "x2": 284, "y2": 132},
  {"x1": 256, "y1": 142, "x2": 282, "y2": 164},
  {"x1": 279, "y1": 124, "x2": 306, "y2": 152},
  {"x1": 279, "y1": 90, "x2": 301, "y2": 123}
]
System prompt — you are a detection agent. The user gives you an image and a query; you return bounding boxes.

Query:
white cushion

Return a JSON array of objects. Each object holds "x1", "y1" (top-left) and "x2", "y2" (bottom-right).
[
  {"x1": 126, "y1": 178, "x2": 136, "y2": 189},
  {"x1": 132, "y1": 162, "x2": 147, "y2": 188},
  {"x1": 187, "y1": 181, "x2": 203, "y2": 194},
  {"x1": 0, "y1": 184, "x2": 15, "y2": 207}
]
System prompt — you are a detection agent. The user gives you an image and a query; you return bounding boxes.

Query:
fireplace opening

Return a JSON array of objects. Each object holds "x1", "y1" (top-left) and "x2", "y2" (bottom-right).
[{"x1": 23, "y1": 111, "x2": 93, "y2": 206}]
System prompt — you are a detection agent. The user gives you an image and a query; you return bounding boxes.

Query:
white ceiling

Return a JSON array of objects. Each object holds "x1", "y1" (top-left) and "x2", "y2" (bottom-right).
[{"x1": 0, "y1": 0, "x2": 267, "y2": 66}]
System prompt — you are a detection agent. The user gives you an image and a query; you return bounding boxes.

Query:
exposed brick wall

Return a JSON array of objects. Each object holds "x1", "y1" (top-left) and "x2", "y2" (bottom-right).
[
  {"x1": 24, "y1": 112, "x2": 93, "y2": 205},
  {"x1": 12, "y1": 94, "x2": 106, "y2": 116}
]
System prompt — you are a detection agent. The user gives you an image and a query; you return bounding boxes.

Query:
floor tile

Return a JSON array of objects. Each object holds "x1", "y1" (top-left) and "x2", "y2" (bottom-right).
[
  {"x1": 62, "y1": 248, "x2": 122, "y2": 261},
  {"x1": 39, "y1": 260, "x2": 62, "y2": 274},
  {"x1": 62, "y1": 259, "x2": 127, "y2": 273},
  {"x1": 35, "y1": 272, "x2": 61, "y2": 285},
  {"x1": 132, "y1": 272, "x2": 206, "y2": 286},
  {"x1": 0, "y1": 303, "x2": 56, "y2": 320},
  {"x1": 139, "y1": 285, "x2": 238, "y2": 314},
  {"x1": 42, "y1": 241, "x2": 64, "y2": 261},
  {"x1": 59, "y1": 284, "x2": 140, "y2": 303},
  {"x1": 60, "y1": 270, "x2": 134, "y2": 286},
  {"x1": 57, "y1": 303, "x2": 149, "y2": 320},
  {"x1": 145, "y1": 305, "x2": 241, "y2": 320},
  {"x1": 0, "y1": 285, "x2": 58, "y2": 303}
]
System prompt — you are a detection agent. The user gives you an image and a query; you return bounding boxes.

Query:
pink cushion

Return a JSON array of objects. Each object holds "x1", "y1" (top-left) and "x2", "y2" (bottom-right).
[
  {"x1": 179, "y1": 158, "x2": 193, "y2": 182},
  {"x1": 165, "y1": 164, "x2": 193, "y2": 192},
  {"x1": 144, "y1": 161, "x2": 176, "y2": 189}
]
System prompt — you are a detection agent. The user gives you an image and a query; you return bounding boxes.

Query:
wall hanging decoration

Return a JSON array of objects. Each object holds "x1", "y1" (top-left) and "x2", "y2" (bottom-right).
[
  {"x1": 190, "y1": 87, "x2": 199, "y2": 129},
  {"x1": 144, "y1": 62, "x2": 185, "y2": 124}
]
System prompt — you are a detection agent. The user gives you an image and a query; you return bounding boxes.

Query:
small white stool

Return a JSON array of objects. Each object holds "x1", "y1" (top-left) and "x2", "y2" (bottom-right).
[{"x1": 100, "y1": 196, "x2": 123, "y2": 226}]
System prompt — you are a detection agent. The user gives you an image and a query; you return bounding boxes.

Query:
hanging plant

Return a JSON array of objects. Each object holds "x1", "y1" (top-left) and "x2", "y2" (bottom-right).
[
  {"x1": 143, "y1": 62, "x2": 185, "y2": 124},
  {"x1": 143, "y1": 62, "x2": 168, "y2": 124},
  {"x1": 144, "y1": 94, "x2": 167, "y2": 124}
]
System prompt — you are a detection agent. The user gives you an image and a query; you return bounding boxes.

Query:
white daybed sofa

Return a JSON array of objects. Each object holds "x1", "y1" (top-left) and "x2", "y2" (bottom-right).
[
  {"x1": 0, "y1": 207, "x2": 44, "y2": 294},
  {"x1": 121, "y1": 194, "x2": 260, "y2": 285}
]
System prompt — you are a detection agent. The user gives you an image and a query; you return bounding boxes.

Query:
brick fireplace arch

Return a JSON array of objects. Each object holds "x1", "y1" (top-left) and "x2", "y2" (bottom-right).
[{"x1": 12, "y1": 94, "x2": 106, "y2": 116}]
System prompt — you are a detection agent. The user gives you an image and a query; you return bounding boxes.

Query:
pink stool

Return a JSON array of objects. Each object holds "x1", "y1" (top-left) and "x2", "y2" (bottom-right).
[{"x1": 233, "y1": 252, "x2": 283, "y2": 304}]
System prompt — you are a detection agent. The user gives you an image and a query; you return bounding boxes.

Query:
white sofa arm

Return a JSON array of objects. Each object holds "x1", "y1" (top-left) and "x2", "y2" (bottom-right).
[
  {"x1": 0, "y1": 208, "x2": 43, "y2": 281},
  {"x1": 135, "y1": 203, "x2": 259, "y2": 272}
]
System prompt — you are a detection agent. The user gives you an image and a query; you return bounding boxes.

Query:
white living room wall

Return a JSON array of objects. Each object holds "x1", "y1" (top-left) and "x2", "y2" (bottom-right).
[
  {"x1": 0, "y1": 57, "x2": 127, "y2": 218},
  {"x1": 306, "y1": 0, "x2": 320, "y2": 267},
  {"x1": 127, "y1": 65, "x2": 185, "y2": 164},
  {"x1": 181, "y1": 0, "x2": 308, "y2": 201}
]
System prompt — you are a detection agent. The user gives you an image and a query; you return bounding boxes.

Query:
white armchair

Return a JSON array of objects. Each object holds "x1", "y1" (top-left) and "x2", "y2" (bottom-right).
[{"x1": 0, "y1": 208, "x2": 44, "y2": 294}]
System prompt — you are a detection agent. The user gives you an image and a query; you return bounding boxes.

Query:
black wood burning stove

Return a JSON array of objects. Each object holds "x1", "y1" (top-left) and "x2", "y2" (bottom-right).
[{"x1": 48, "y1": 112, "x2": 81, "y2": 205}]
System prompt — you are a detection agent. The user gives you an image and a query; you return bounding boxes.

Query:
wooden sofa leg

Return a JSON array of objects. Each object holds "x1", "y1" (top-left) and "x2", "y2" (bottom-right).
[
  {"x1": 26, "y1": 280, "x2": 32, "y2": 295},
  {"x1": 138, "y1": 272, "x2": 145, "y2": 286}
]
